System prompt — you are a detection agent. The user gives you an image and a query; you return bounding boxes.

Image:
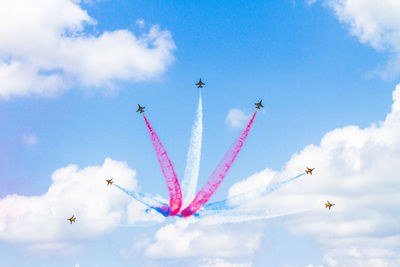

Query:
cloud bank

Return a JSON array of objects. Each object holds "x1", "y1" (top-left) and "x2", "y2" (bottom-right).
[
  {"x1": 144, "y1": 220, "x2": 262, "y2": 259},
  {"x1": 228, "y1": 83, "x2": 400, "y2": 266},
  {"x1": 0, "y1": 158, "x2": 146, "y2": 252}
]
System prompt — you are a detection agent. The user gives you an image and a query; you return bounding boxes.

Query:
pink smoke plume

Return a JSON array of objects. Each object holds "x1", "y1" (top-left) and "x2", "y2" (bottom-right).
[
  {"x1": 143, "y1": 114, "x2": 182, "y2": 216},
  {"x1": 180, "y1": 110, "x2": 258, "y2": 217}
]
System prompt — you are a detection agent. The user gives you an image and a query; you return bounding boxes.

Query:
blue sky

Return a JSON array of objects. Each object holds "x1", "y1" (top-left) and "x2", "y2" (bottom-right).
[{"x1": 1, "y1": 0, "x2": 400, "y2": 266}]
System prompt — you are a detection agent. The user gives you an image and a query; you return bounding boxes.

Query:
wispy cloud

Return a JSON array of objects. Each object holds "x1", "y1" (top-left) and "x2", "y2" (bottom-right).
[
  {"x1": 225, "y1": 109, "x2": 251, "y2": 128},
  {"x1": 136, "y1": 19, "x2": 145, "y2": 28},
  {"x1": 198, "y1": 258, "x2": 252, "y2": 267},
  {"x1": 21, "y1": 134, "x2": 37, "y2": 146}
]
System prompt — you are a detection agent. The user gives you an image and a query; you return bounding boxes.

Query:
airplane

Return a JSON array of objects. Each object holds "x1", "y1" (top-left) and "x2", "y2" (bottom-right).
[
  {"x1": 136, "y1": 104, "x2": 145, "y2": 114},
  {"x1": 325, "y1": 201, "x2": 335, "y2": 210},
  {"x1": 305, "y1": 167, "x2": 315, "y2": 175},
  {"x1": 106, "y1": 178, "x2": 113, "y2": 186},
  {"x1": 255, "y1": 100, "x2": 264, "y2": 109},
  {"x1": 67, "y1": 215, "x2": 76, "y2": 224},
  {"x1": 195, "y1": 78, "x2": 205, "y2": 88}
]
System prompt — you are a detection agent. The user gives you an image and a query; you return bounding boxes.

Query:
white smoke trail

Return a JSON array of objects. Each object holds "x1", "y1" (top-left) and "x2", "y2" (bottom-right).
[
  {"x1": 203, "y1": 173, "x2": 305, "y2": 211},
  {"x1": 197, "y1": 208, "x2": 312, "y2": 225},
  {"x1": 181, "y1": 91, "x2": 203, "y2": 208}
]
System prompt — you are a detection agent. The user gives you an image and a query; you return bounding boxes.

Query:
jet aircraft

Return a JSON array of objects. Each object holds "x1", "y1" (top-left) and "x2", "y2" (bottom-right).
[
  {"x1": 305, "y1": 167, "x2": 315, "y2": 175},
  {"x1": 106, "y1": 178, "x2": 113, "y2": 186},
  {"x1": 325, "y1": 201, "x2": 335, "y2": 210},
  {"x1": 68, "y1": 215, "x2": 76, "y2": 224},
  {"x1": 136, "y1": 104, "x2": 145, "y2": 114},
  {"x1": 195, "y1": 78, "x2": 205, "y2": 88},
  {"x1": 255, "y1": 100, "x2": 264, "y2": 109}
]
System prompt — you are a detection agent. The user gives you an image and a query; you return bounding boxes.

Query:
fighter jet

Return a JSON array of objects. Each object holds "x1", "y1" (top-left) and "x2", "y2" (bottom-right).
[
  {"x1": 195, "y1": 78, "x2": 205, "y2": 88},
  {"x1": 325, "y1": 201, "x2": 335, "y2": 210},
  {"x1": 305, "y1": 167, "x2": 315, "y2": 175},
  {"x1": 106, "y1": 178, "x2": 113, "y2": 186},
  {"x1": 67, "y1": 215, "x2": 76, "y2": 224},
  {"x1": 136, "y1": 104, "x2": 145, "y2": 114},
  {"x1": 255, "y1": 100, "x2": 264, "y2": 109}
]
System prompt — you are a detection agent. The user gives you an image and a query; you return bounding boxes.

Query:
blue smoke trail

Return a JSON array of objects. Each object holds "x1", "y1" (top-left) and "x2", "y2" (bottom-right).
[
  {"x1": 181, "y1": 91, "x2": 203, "y2": 208},
  {"x1": 202, "y1": 173, "x2": 305, "y2": 211},
  {"x1": 113, "y1": 184, "x2": 170, "y2": 217}
]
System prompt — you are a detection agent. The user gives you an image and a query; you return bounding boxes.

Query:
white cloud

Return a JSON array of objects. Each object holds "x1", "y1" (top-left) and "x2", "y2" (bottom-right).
[
  {"x1": 225, "y1": 109, "x2": 251, "y2": 128},
  {"x1": 144, "y1": 220, "x2": 262, "y2": 259},
  {"x1": 228, "y1": 83, "x2": 400, "y2": 266},
  {"x1": 0, "y1": 0, "x2": 175, "y2": 98},
  {"x1": 0, "y1": 158, "x2": 156, "y2": 252},
  {"x1": 327, "y1": 0, "x2": 400, "y2": 78},
  {"x1": 198, "y1": 258, "x2": 252, "y2": 267},
  {"x1": 126, "y1": 196, "x2": 166, "y2": 225},
  {"x1": 136, "y1": 19, "x2": 145, "y2": 28},
  {"x1": 22, "y1": 134, "x2": 37, "y2": 145}
]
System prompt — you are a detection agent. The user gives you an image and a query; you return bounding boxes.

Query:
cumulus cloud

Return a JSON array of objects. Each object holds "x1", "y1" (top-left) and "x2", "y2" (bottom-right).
[
  {"x1": 225, "y1": 109, "x2": 251, "y2": 128},
  {"x1": 144, "y1": 220, "x2": 262, "y2": 259},
  {"x1": 0, "y1": 158, "x2": 156, "y2": 253},
  {"x1": 228, "y1": 83, "x2": 400, "y2": 266},
  {"x1": 327, "y1": 0, "x2": 400, "y2": 78},
  {"x1": 0, "y1": 0, "x2": 175, "y2": 98},
  {"x1": 21, "y1": 134, "x2": 37, "y2": 145}
]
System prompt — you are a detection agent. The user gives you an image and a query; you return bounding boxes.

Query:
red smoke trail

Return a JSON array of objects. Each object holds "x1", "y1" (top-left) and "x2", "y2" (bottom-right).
[
  {"x1": 143, "y1": 114, "x2": 182, "y2": 216},
  {"x1": 180, "y1": 110, "x2": 258, "y2": 217}
]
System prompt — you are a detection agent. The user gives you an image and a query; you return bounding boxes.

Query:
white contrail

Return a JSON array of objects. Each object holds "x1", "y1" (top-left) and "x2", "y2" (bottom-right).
[{"x1": 181, "y1": 91, "x2": 203, "y2": 208}]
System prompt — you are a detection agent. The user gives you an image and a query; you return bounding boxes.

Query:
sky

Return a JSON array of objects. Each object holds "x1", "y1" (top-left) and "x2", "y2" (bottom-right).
[{"x1": 1, "y1": 0, "x2": 400, "y2": 266}]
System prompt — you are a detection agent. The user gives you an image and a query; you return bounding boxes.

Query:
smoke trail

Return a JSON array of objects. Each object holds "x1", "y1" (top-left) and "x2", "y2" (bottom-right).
[
  {"x1": 180, "y1": 110, "x2": 258, "y2": 217},
  {"x1": 197, "y1": 208, "x2": 311, "y2": 225},
  {"x1": 181, "y1": 91, "x2": 203, "y2": 208},
  {"x1": 114, "y1": 184, "x2": 170, "y2": 217},
  {"x1": 203, "y1": 173, "x2": 305, "y2": 211},
  {"x1": 143, "y1": 114, "x2": 182, "y2": 216}
]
